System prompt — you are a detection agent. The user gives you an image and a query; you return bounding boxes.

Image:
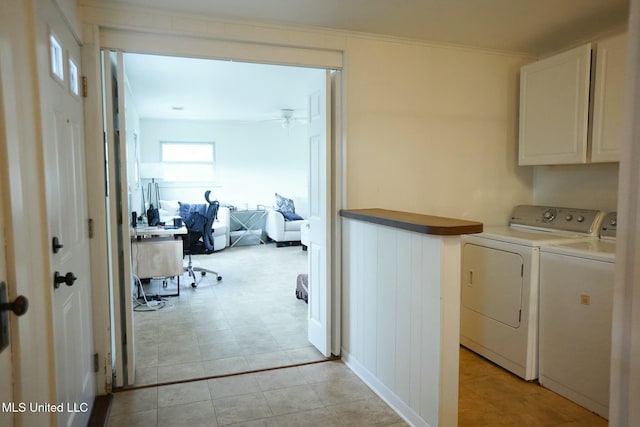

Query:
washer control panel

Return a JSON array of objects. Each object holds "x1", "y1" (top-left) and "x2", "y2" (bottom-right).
[
  {"x1": 510, "y1": 205, "x2": 603, "y2": 234},
  {"x1": 599, "y1": 212, "x2": 617, "y2": 239}
]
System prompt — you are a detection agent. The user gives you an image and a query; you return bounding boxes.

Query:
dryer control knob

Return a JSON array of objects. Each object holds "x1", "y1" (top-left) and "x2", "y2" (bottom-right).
[
  {"x1": 610, "y1": 218, "x2": 617, "y2": 226},
  {"x1": 577, "y1": 216, "x2": 585, "y2": 222},
  {"x1": 565, "y1": 214, "x2": 573, "y2": 221}
]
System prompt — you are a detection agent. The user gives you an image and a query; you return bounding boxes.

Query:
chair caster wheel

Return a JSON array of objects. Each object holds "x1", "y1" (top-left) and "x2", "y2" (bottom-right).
[
  {"x1": 201, "y1": 272, "x2": 206, "y2": 276},
  {"x1": 217, "y1": 276, "x2": 222, "y2": 281},
  {"x1": 191, "y1": 282, "x2": 198, "y2": 288}
]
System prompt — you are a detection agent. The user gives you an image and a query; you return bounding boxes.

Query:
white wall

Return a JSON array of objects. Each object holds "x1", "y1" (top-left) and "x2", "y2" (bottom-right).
[
  {"x1": 533, "y1": 163, "x2": 619, "y2": 212},
  {"x1": 139, "y1": 118, "x2": 308, "y2": 209},
  {"x1": 344, "y1": 37, "x2": 534, "y2": 226}
]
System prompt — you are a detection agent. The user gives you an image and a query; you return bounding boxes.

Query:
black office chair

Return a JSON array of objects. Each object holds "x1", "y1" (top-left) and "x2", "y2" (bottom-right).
[{"x1": 180, "y1": 190, "x2": 222, "y2": 287}]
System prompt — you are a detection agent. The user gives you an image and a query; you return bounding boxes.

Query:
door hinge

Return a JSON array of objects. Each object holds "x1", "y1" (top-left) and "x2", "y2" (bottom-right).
[
  {"x1": 82, "y1": 76, "x2": 88, "y2": 98},
  {"x1": 88, "y1": 218, "x2": 94, "y2": 239},
  {"x1": 93, "y1": 353, "x2": 99, "y2": 373},
  {"x1": 519, "y1": 309, "x2": 522, "y2": 323},
  {"x1": 521, "y1": 264, "x2": 524, "y2": 277}
]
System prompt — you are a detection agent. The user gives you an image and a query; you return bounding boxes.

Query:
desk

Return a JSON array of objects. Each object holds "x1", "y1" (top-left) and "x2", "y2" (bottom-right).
[
  {"x1": 133, "y1": 225, "x2": 187, "y2": 239},
  {"x1": 131, "y1": 226, "x2": 186, "y2": 296},
  {"x1": 229, "y1": 209, "x2": 267, "y2": 247}
]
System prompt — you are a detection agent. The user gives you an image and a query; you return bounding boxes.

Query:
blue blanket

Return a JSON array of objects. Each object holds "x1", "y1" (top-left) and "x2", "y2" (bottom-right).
[{"x1": 178, "y1": 202, "x2": 208, "y2": 232}]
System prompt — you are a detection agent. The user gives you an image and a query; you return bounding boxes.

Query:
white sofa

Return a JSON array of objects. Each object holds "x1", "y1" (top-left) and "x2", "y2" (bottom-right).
[
  {"x1": 265, "y1": 196, "x2": 309, "y2": 246},
  {"x1": 265, "y1": 209, "x2": 308, "y2": 246}
]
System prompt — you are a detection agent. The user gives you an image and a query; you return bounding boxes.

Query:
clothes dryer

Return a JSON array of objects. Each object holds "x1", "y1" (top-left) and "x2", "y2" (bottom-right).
[
  {"x1": 538, "y1": 212, "x2": 617, "y2": 419},
  {"x1": 460, "y1": 205, "x2": 603, "y2": 380}
]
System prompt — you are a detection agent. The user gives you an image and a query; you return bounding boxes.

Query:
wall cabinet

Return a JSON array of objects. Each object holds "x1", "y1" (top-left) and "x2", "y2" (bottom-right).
[
  {"x1": 518, "y1": 33, "x2": 627, "y2": 165},
  {"x1": 591, "y1": 33, "x2": 628, "y2": 162}
]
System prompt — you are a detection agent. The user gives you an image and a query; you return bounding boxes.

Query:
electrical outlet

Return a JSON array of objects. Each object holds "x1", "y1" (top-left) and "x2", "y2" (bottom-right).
[{"x1": 580, "y1": 294, "x2": 591, "y2": 305}]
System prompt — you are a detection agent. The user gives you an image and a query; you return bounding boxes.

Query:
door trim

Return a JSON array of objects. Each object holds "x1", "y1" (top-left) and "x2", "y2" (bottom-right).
[{"x1": 85, "y1": 28, "x2": 345, "y2": 391}]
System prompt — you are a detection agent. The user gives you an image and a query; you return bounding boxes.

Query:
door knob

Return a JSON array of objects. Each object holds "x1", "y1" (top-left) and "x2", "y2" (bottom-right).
[
  {"x1": 54, "y1": 271, "x2": 77, "y2": 289},
  {"x1": 1, "y1": 282, "x2": 29, "y2": 353},
  {"x1": 52, "y1": 237, "x2": 64, "y2": 254},
  {"x1": 0, "y1": 295, "x2": 29, "y2": 316}
]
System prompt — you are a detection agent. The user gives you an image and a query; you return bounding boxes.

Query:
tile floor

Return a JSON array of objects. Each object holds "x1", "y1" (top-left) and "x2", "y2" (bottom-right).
[
  {"x1": 132, "y1": 243, "x2": 324, "y2": 387},
  {"x1": 122, "y1": 243, "x2": 608, "y2": 426},
  {"x1": 459, "y1": 346, "x2": 608, "y2": 426},
  {"x1": 109, "y1": 347, "x2": 608, "y2": 426},
  {"x1": 108, "y1": 361, "x2": 408, "y2": 426}
]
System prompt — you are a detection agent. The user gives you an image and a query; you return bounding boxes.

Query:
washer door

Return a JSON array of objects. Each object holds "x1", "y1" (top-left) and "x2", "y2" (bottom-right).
[{"x1": 462, "y1": 244, "x2": 524, "y2": 328}]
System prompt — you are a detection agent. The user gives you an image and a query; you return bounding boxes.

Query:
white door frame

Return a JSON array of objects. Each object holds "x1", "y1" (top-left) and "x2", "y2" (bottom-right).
[{"x1": 84, "y1": 31, "x2": 345, "y2": 389}]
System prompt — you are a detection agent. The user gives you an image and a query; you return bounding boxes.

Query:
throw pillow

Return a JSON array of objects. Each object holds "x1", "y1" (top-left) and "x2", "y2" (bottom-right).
[
  {"x1": 275, "y1": 193, "x2": 295, "y2": 213},
  {"x1": 281, "y1": 211, "x2": 304, "y2": 221}
]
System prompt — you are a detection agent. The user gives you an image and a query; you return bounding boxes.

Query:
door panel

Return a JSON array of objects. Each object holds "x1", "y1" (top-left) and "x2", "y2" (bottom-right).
[
  {"x1": 0, "y1": 113, "x2": 14, "y2": 426},
  {"x1": 461, "y1": 244, "x2": 524, "y2": 328},
  {"x1": 307, "y1": 71, "x2": 331, "y2": 356},
  {"x1": 36, "y1": 2, "x2": 95, "y2": 425},
  {"x1": 101, "y1": 50, "x2": 135, "y2": 387}
]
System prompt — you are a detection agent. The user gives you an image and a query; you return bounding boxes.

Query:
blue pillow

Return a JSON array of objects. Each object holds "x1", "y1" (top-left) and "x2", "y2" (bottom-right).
[
  {"x1": 280, "y1": 210, "x2": 304, "y2": 221},
  {"x1": 275, "y1": 193, "x2": 295, "y2": 214}
]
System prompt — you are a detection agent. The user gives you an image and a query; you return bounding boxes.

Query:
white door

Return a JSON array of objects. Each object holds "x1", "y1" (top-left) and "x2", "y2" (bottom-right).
[
  {"x1": 0, "y1": 141, "x2": 15, "y2": 426},
  {"x1": 307, "y1": 71, "x2": 332, "y2": 356},
  {"x1": 36, "y1": 2, "x2": 95, "y2": 425},
  {"x1": 101, "y1": 50, "x2": 135, "y2": 387},
  {"x1": 461, "y1": 244, "x2": 524, "y2": 328}
]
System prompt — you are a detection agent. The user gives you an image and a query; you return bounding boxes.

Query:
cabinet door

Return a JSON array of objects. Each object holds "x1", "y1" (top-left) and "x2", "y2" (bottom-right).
[
  {"x1": 518, "y1": 44, "x2": 592, "y2": 165},
  {"x1": 591, "y1": 33, "x2": 627, "y2": 163}
]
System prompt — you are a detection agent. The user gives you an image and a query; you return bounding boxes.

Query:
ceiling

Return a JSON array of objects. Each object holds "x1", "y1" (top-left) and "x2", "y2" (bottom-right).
[
  {"x1": 123, "y1": 53, "x2": 324, "y2": 121},
  {"x1": 114, "y1": 0, "x2": 630, "y2": 122},
  {"x1": 101, "y1": 0, "x2": 629, "y2": 55}
]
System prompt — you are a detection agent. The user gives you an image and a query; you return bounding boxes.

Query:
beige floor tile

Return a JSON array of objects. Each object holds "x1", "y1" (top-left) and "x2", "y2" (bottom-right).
[
  {"x1": 157, "y1": 344, "x2": 202, "y2": 366},
  {"x1": 212, "y1": 392, "x2": 273, "y2": 425},
  {"x1": 110, "y1": 388, "x2": 158, "y2": 417},
  {"x1": 310, "y1": 375, "x2": 375, "y2": 406},
  {"x1": 298, "y1": 360, "x2": 356, "y2": 384},
  {"x1": 271, "y1": 407, "x2": 341, "y2": 427},
  {"x1": 157, "y1": 361, "x2": 205, "y2": 383},
  {"x1": 134, "y1": 366, "x2": 159, "y2": 387},
  {"x1": 254, "y1": 366, "x2": 307, "y2": 391},
  {"x1": 284, "y1": 346, "x2": 325, "y2": 364},
  {"x1": 329, "y1": 396, "x2": 405, "y2": 426},
  {"x1": 157, "y1": 380, "x2": 211, "y2": 408},
  {"x1": 238, "y1": 337, "x2": 282, "y2": 356},
  {"x1": 262, "y1": 384, "x2": 324, "y2": 415},
  {"x1": 202, "y1": 355, "x2": 250, "y2": 376},
  {"x1": 208, "y1": 374, "x2": 262, "y2": 399},
  {"x1": 245, "y1": 351, "x2": 293, "y2": 370},
  {"x1": 107, "y1": 408, "x2": 158, "y2": 427},
  {"x1": 199, "y1": 341, "x2": 243, "y2": 361},
  {"x1": 157, "y1": 400, "x2": 217, "y2": 427}
]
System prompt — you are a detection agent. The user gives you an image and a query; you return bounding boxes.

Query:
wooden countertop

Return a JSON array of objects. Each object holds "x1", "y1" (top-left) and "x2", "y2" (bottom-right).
[{"x1": 340, "y1": 208, "x2": 483, "y2": 236}]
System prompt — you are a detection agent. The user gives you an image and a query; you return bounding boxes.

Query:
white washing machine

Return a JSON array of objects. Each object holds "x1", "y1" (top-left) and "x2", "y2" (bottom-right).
[
  {"x1": 538, "y1": 212, "x2": 617, "y2": 419},
  {"x1": 460, "y1": 205, "x2": 604, "y2": 380}
]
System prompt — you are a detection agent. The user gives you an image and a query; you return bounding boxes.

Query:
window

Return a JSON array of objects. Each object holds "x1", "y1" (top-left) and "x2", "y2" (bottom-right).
[
  {"x1": 68, "y1": 56, "x2": 79, "y2": 96},
  {"x1": 160, "y1": 142, "x2": 215, "y2": 182},
  {"x1": 49, "y1": 32, "x2": 64, "y2": 81}
]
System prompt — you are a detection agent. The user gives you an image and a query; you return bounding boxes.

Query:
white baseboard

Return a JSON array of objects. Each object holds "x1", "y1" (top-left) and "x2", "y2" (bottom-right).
[{"x1": 342, "y1": 350, "x2": 433, "y2": 427}]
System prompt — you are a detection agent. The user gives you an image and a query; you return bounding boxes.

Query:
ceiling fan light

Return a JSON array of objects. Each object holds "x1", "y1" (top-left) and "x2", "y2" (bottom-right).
[{"x1": 281, "y1": 108, "x2": 294, "y2": 119}]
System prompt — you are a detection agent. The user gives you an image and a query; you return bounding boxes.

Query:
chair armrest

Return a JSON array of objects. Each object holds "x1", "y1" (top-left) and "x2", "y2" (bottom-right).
[{"x1": 265, "y1": 209, "x2": 286, "y2": 241}]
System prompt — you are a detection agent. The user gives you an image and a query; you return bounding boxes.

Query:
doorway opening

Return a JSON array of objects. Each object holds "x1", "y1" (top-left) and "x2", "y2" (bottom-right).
[{"x1": 102, "y1": 51, "x2": 336, "y2": 388}]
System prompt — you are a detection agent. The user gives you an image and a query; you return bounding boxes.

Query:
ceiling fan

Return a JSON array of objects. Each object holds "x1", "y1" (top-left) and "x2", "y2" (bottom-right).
[{"x1": 274, "y1": 108, "x2": 307, "y2": 128}]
